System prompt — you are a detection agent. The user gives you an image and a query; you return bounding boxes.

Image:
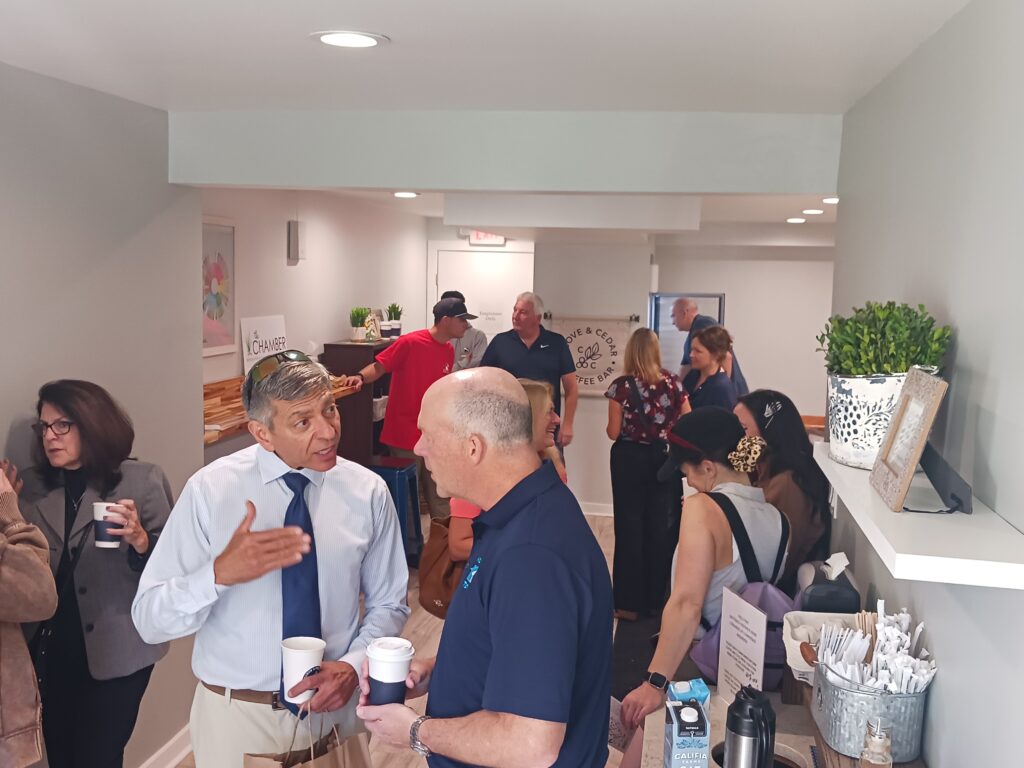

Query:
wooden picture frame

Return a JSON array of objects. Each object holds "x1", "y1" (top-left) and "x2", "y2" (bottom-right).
[
  {"x1": 202, "y1": 217, "x2": 237, "y2": 357},
  {"x1": 869, "y1": 367, "x2": 949, "y2": 511}
]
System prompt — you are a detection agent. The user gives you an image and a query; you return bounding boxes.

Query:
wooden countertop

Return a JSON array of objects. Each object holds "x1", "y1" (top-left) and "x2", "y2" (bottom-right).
[
  {"x1": 203, "y1": 375, "x2": 357, "y2": 445},
  {"x1": 641, "y1": 689, "x2": 926, "y2": 768}
]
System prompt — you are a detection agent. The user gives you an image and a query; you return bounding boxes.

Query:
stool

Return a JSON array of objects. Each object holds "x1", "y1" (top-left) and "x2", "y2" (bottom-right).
[{"x1": 368, "y1": 456, "x2": 424, "y2": 567}]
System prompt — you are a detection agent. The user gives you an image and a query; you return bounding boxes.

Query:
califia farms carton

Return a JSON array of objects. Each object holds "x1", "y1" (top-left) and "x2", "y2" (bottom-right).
[{"x1": 664, "y1": 679, "x2": 711, "y2": 768}]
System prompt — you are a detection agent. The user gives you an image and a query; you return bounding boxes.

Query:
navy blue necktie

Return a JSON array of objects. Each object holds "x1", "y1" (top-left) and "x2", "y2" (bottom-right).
[{"x1": 279, "y1": 472, "x2": 321, "y2": 716}]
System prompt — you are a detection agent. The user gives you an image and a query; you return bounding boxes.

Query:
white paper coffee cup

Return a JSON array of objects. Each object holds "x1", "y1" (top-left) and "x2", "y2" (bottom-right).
[
  {"x1": 93, "y1": 503, "x2": 122, "y2": 549},
  {"x1": 281, "y1": 636, "x2": 327, "y2": 704},
  {"x1": 366, "y1": 637, "x2": 415, "y2": 706}
]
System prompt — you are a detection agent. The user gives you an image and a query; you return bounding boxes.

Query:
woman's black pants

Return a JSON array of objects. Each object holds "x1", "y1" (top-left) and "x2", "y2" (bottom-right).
[
  {"x1": 610, "y1": 440, "x2": 679, "y2": 614},
  {"x1": 42, "y1": 658, "x2": 153, "y2": 768}
]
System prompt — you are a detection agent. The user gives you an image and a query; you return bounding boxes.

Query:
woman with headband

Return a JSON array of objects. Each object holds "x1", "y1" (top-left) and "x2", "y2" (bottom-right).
[{"x1": 618, "y1": 407, "x2": 789, "y2": 728}]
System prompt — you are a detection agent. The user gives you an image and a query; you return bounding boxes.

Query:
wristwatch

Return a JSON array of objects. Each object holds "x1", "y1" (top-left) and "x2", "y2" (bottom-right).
[
  {"x1": 410, "y1": 714, "x2": 432, "y2": 757},
  {"x1": 642, "y1": 671, "x2": 669, "y2": 691}
]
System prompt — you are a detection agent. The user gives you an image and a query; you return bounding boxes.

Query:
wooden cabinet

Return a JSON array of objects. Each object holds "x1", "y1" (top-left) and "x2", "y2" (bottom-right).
[{"x1": 319, "y1": 340, "x2": 393, "y2": 466}]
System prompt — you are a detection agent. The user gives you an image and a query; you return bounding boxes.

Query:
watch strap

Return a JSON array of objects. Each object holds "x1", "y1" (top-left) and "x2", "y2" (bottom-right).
[{"x1": 410, "y1": 714, "x2": 432, "y2": 756}]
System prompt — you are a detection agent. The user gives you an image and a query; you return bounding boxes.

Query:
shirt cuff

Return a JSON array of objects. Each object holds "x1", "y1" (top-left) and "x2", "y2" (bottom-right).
[
  {"x1": 188, "y1": 560, "x2": 228, "y2": 606},
  {"x1": 339, "y1": 648, "x2": 367, "y2": 680}
]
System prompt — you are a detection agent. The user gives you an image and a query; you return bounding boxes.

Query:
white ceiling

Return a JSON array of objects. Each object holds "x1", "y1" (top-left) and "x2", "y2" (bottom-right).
[
  {"x1": 0, "y1": 0, "x2": 969, "y2": 112},
  {"x1": 327, "y1": 189, "x2": 839, "y2": 245},
  {"x1": 330, "y1": 190, "x2": 836, "y2": 223}
]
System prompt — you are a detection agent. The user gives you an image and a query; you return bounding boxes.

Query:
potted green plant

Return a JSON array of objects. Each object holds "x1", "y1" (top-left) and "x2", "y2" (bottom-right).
[
  {"x1": 349, "y1": 306, "x2": 371, "y2": 341},
  {"x1": 817, "y1": 301, "x2": 951, "y2": 468},
  {"x1": 385, "y1": 303, "x2": 403, "y2": 337}
]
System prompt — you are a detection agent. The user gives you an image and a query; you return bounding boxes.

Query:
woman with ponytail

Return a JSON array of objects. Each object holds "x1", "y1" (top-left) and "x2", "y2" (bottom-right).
[
  {"x1": 735, "y1": 390, "x2": 829, "y2": 594},
  {"x1": 619, "y1": 407, "x2": 790, "y2": 727}
]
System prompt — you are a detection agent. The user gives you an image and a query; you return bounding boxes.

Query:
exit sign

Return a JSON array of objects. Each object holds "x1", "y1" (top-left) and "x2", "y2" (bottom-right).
[{"x1": 467, "y1": 230, "x2": 506, "y2": 246}]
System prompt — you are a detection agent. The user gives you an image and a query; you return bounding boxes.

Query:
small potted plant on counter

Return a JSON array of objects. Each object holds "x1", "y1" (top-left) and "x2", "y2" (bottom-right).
[
  {"x1": 385, "y1": 303, "x2": 403, "y2": 337},
  {"x1": 817, "y1": 301, "x2": 951, "y2": 468},
  {"x1": 350, "y1": 306, "x2": 371, "y2": 341}
]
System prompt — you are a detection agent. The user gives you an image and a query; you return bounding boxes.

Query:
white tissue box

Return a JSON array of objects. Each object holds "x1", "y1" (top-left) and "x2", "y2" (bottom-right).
[{"x1": 782, "y1": 610, "x2": 859, "y2": 685}]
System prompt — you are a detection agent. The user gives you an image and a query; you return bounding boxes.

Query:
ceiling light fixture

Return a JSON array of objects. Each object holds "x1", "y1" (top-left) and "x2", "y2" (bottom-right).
[
  {"x1": 314, "y1": 30, "x2": 390, "y2": 48},
  {"x1": 787, "y1": 218, "x2": 806, "y2": 224},
  {"x1": 823, "y1": 197, "x2": 840, "y2": 205},
  {"x1": 802, "y1": 209, "x2": 824, "y2": 215},
  {"x1": 393, "y1": 191, "x2": 419, "y2": 199}
]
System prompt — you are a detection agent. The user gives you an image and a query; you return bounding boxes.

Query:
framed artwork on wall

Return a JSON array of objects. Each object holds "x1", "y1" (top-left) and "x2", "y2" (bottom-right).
[
  {"x1": 202, "y1": 217, "x2": 237, "y2": 357},
  {"x1": 869, "y1": 366, "x2": 949, "y2": 511}
]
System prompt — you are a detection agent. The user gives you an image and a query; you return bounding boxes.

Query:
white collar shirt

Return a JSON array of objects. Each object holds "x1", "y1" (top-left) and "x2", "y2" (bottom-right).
[{"x1": 132, "y1": 445, "x2": 410, "y2": 694}]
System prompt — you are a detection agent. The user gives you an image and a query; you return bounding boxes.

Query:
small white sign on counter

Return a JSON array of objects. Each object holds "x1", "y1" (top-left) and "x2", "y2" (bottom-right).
[
  {"x1": 241, "y1": 315, "x2": 288, "y2": 374},
  {"x1": 717, "y1": 587, "x2": 767, "y2": 703}
]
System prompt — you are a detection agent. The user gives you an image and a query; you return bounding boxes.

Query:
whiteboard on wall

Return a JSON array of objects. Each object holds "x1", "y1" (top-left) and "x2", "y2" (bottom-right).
[{"x1": 548, "y1": 316, "x2": 637, "y2": 396}]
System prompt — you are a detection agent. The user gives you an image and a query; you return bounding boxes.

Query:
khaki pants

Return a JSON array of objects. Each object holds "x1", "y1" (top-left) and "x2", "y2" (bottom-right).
[
  {"x1": 391, "y1": 447, "x2": 450, "y2": 520},
  {"x1": 189, "y1": 683, "x2": 370, "y2": 768}
]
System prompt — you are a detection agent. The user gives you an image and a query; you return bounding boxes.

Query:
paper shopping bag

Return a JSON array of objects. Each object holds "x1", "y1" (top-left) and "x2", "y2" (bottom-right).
[{"x1": 244, "y1": 726, "x2": 371, "y2": 768}]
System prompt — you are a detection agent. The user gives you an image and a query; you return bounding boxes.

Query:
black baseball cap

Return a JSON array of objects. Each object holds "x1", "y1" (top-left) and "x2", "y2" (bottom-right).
[
  {"x1": 657, "y1": 407, "x2": 746, "y2": 481},
  {"x1": 440, "y1": 290, "x2": 466, "y2": 302},
  {"x1": 432, "y1": 297, "x2": 478, "y2": 321}
]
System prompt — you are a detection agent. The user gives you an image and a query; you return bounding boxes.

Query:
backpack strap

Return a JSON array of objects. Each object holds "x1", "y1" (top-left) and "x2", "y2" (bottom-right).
[
  {"x1": 769, "y1": 509, "x2": 790, "y2": 585},
  {"x1": 707, "y1": 491, "x2": 763, "y2": 584}
]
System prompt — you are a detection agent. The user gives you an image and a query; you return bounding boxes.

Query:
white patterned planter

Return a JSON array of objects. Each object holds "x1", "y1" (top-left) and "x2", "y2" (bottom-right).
[
  {"x1": 826, "y1": 373, "x2": 907, "y2": 469},
  {"x1": 350, "y1": 326, "x2": 368, "y2": 342}
]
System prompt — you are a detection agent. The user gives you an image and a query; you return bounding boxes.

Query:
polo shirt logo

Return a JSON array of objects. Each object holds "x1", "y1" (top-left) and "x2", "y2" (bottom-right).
[{"x1": 461, "y1": 556, "x2": 483, "y2": 589}]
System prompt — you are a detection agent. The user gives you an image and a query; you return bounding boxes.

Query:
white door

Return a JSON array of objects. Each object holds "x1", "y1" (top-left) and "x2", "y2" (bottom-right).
[{"x1": 435, "y1": 248, "x2": 535, "y2": 341}]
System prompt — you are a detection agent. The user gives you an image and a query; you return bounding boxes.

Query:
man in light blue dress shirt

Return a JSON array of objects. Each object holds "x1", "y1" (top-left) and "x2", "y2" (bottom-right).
[{"x1": 132, "y1": 353, "x2": 410, "y2": 768}]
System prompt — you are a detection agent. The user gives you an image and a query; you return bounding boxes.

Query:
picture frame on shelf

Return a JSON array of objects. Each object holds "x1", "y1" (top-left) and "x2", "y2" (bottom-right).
[
  {"x1": 869, "y1": 366, "x2": 949, "y2": 512},
  {"x1": 202, "y1": 217, "x2": 237, "y2": 357}
]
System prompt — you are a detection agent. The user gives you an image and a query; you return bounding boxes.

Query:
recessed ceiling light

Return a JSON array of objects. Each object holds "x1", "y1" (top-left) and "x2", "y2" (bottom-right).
[
  {"x1": 393, "y1": 191, "x2": 419, "y2": 199},
  {"x1": 314, "y1": 31, "x2": 390, "y2": 48},
  {"x1": 802, "y1": 209, "x2": 824, "y2": 215},
  {"x1": 823, "y1": 197, "x2": 840, "y2": 205},
  {"x1": 787, "y1": 218, "x2": 806, "y2": 224}
]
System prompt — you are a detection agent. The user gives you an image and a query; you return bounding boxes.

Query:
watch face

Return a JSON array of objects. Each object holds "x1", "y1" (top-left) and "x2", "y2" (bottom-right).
[{"x1": 647, "y1": 672, "x2": 668, "y2": 690}]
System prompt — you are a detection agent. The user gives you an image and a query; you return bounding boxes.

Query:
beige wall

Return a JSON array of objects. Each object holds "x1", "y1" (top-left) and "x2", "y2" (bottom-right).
[
  {"x1": 200, "y1": 189, "x2": 428, "y2": 383},
  {"x1": 832, "y1": 0, "x2": 1024, "y2": 763},
  {"x1": 534, "y1": 243, "x2": 653, "y2": 513},
  {"x1": 0, "y1": 62, "x2": 203, "y2": 766},
  {"x1": 655, "y1": 247, "x2": 835, "y2": 416}
]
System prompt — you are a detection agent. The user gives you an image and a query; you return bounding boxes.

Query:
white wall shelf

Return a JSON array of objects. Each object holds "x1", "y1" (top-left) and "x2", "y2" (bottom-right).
[{"x1": 814, "y1": 441, "x2": 1024, "y2": 591}]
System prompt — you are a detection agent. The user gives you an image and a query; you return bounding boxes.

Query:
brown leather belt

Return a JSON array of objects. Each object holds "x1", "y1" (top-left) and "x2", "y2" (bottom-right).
[{"x1": 202, "y1": 681, "x2": 286, "y2": 710}]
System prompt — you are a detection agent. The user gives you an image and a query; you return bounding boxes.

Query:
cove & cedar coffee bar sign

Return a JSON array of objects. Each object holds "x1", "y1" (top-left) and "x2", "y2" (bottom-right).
[{"x1": 551, "y1": 317, "x2": 635, "y2": 396}]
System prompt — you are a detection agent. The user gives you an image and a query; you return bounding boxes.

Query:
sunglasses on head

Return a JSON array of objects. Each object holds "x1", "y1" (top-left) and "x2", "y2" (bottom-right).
[{"x1": 243, "y1": 350, "x2": 311, "y2": 403}]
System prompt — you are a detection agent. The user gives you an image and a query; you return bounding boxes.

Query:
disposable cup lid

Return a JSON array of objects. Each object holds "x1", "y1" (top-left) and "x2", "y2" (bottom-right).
[{"x1": 366, "y1": 637, "x2": 414, "y2": 661}]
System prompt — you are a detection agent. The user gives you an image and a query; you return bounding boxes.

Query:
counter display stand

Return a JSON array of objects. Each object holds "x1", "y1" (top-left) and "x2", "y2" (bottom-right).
[{"x1": 319, "y1": 339, "x2": 393, "y2": 467}]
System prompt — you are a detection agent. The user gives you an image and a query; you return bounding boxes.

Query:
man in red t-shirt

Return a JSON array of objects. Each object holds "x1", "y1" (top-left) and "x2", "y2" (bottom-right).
[{"x1": 341, "y1": 298, "x2": 476, "y2": 519}]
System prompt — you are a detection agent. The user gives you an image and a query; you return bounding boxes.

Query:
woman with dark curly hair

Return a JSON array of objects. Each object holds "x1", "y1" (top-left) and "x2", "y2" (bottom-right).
[
  {"x1": 15, "y1": 380, "x2": 173, "y2": 768},
  {"x1": 735, "y1": 389, "x2": 830, "y2": 594}
]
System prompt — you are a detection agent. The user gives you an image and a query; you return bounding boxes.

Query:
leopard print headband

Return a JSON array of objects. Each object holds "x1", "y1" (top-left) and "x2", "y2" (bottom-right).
[{"x1": 728, "y1": 435, "x2": 766, "y2": 473}]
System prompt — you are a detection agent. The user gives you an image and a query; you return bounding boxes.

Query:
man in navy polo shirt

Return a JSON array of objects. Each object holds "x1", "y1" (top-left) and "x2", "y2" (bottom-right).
[
  {"x1": 356, "y1": 367, "x2": 613, "y2": 767},
  {"x1": 480, "y1": 292, "x2": 579, "y2": 446}
]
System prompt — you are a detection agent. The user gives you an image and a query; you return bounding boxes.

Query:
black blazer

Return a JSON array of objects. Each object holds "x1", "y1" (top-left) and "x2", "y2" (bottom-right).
[{"x1": 20, "y1": 460, "x2": 172, "y2": 680}]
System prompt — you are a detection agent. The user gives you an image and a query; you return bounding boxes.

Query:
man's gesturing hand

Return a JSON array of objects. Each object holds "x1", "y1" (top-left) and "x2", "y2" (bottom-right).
[{"x1": 214, "y1": 501, "x2": 310, "y2": 586}]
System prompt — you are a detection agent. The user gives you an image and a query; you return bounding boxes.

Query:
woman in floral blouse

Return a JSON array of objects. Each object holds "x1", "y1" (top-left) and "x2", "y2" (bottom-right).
[{"x1": 605, "y1": 328, "x2": 690, "y2": 621}]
